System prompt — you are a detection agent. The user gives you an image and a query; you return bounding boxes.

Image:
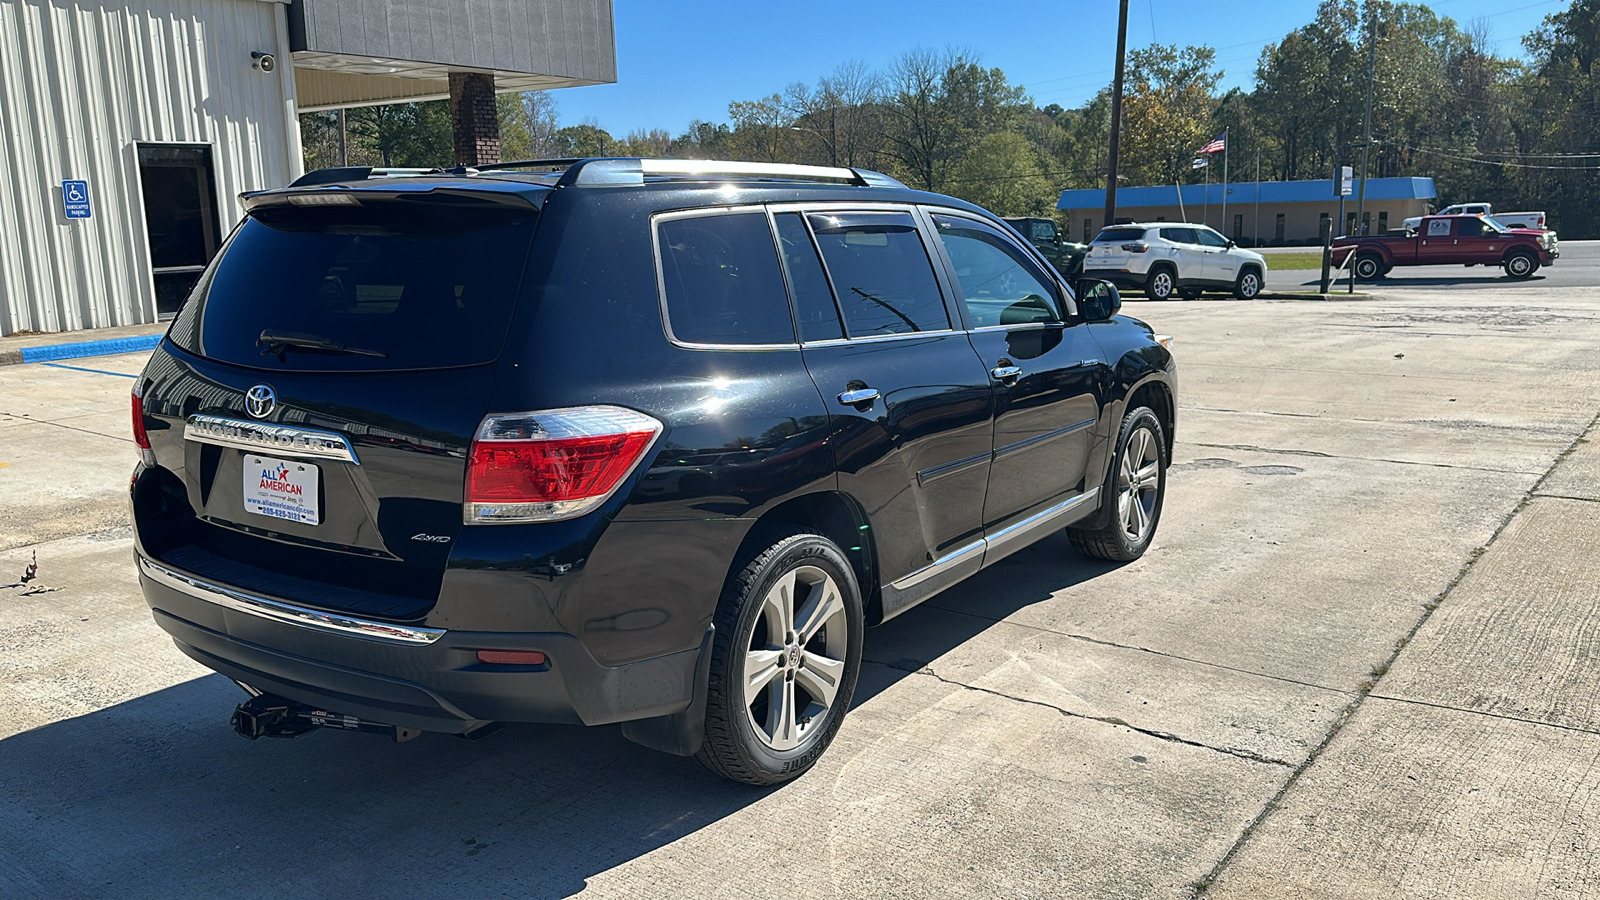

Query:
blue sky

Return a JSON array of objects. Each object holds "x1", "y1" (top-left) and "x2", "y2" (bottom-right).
[{"x1": 554, "y1": 0, "x2": 1568, "y2": 136}]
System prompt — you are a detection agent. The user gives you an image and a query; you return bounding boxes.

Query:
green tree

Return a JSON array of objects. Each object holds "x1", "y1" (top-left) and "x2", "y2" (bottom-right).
[
  {"x1": 345, "y1": 100, "x2": 451, "y2": 167},
  {"x1": 498, "y1": 90, "x2": 561, "y2": 160},
  {"x1": 946, "y1": 132, "x2": 1054, "y2": 216},
  {"x1": 1119, "y1": 45, "x2": 1223, "y2": 186}
]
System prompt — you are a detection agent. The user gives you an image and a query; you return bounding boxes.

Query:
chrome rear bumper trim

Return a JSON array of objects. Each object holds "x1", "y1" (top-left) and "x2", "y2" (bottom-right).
[{"x1": 139, "y1": 557, "x2": 444, "y2": 645}]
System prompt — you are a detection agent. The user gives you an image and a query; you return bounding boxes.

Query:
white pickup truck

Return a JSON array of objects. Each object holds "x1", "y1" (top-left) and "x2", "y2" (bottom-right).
[{"x1": 1404, "y1": 202, "x2": 1548, "y2": 233}]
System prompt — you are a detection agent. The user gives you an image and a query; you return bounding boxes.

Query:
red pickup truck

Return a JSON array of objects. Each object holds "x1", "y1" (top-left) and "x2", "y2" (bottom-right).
[{"x1": 1332, "y1": 214, "x2": 1559, "y2": 280}]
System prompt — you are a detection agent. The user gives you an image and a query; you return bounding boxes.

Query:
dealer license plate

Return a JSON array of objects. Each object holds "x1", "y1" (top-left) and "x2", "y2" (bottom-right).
[{"x1": 243, "y1": 455, "x2": 320, "y2": 525}]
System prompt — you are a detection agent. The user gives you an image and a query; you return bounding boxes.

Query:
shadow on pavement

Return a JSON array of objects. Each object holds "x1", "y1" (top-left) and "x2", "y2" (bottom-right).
[{"x1": 0, "y1": 532, "x2": 1121, "y2": 898}]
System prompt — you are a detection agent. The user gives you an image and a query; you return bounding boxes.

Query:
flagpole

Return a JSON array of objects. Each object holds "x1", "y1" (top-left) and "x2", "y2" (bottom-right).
[
  {"x1": 1222, "y1": 129, "x2": 1229, "y2": 239},
  {"x1": 1203, "y1": 159, "x2": 1209, "y2": 226}
]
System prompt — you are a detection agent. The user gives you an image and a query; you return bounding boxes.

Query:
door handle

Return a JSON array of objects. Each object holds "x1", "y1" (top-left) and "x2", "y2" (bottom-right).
[
  {"x1": 990, "y1": 365, "x2": 1022, "y2": 382},
  {"x1": 837, "y1": 387, "x2": 880, "y2": 406}
]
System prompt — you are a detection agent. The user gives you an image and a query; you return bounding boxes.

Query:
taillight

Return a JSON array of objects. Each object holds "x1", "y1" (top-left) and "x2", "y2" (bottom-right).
[
  {"x1": 1123, "y1": 242, "x2": 1149, "y2": 253},
  {"x1": 131, "y1": 383, "x2": 156, "y2": 466},
  {"x1": 465, "y1": 406, "x2": 662, "y2": 524}
]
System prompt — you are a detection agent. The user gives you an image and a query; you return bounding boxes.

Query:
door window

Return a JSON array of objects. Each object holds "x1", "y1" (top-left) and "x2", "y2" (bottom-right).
[
  {"x1": 1427, "y1": 219, "x2": 1452, "y2": 236},
  {"x1": 807, "y1": 211, "x2": 949, "y2": 337},
  {"x1": 1194, "y1": 228, "x2": 1229, "y2": 248},
  {"x1": 932, "y1": 215, "x2": 1060, "y2": 328},
  {"x1": 658, "y1": 212, "x2": 795, "y2": 345},
  {"x1": 773, "y1": 213, "x2": 843, "y2": 342},
  {"x1": 137, "y1": 144, "x2": 222, "y2": 316}
]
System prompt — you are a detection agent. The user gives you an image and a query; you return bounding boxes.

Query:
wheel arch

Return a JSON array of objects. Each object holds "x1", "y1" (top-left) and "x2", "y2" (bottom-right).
[
  {"x1": 1501, "y1": 245, "x2": 1538, "y2": 264},
  {"x1": 730, "y1": 491, "x2": 882, "y2": 624}
]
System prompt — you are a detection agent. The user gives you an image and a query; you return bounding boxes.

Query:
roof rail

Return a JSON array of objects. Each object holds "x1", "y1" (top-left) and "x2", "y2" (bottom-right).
[{"x1": 290, "y1": 166, "x2": 441, "y2": 187}]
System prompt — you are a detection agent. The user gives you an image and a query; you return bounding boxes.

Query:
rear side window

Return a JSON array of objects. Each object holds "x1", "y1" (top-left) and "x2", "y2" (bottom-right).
[
  {"x1": 168, "y1": 203, "x2": 537, "y2": 371},
  {"x1": 1160, "y1": 227, "x2": 1199, "y2": 244},
  {"x1": 1096, "y1": 227, "x2": 1147, "y2": 243},
  {"x1": 807, "y1": 211, "x2": 949, "y2": 336},
  {"x1": 657, "y1": 212, "x2": 794, "y2": 345}
]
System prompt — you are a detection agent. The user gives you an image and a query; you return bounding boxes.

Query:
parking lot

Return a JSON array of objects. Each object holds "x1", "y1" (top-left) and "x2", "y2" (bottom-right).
[{"x1": 5, "y1": 261, "x2": 1600, "y2": 898}]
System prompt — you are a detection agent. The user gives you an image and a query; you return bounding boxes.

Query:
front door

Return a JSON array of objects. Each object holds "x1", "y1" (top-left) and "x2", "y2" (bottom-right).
[
  {"x1": 1194, "y1": 226, "x2": 1237, "y2": 284},
  {"x1": 778, "y1": 209, "x2": 996, "y2": 605},
  {"x1": 927, "y1": 212, "x2": 1105, "y2": 541}
]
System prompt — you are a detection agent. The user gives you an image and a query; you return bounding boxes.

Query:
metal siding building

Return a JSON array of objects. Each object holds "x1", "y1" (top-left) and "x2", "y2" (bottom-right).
[{"x1": 0, "y1": 0, "x2": 614, "y2": 336}]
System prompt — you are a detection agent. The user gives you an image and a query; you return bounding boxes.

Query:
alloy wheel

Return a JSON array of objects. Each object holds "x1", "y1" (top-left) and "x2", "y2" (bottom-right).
[
  {"x1": 1118, "y1": 426, "x2": 1162, "y2": 543},
  {"x1": 742, "y1": 565, "x2": 848, "y2": 751},
  {"x1": 1355, "y1": 257, "x2": 1379, "y2": 279},
  {"x1": 1152, "y1": 272, "x2": 1172, "y2": 297},
  {"x1": 1239, "y1": 272, "x2": 1260, "y2": 298},
  {"x1": 1508, "y1": 255, "x2": 1532, "y2": 277}
]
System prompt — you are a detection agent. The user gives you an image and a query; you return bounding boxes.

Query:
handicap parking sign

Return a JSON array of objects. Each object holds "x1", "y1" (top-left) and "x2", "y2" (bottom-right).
[{"x1": 62, "y1": 180, "x2": 91, "y2": 219}]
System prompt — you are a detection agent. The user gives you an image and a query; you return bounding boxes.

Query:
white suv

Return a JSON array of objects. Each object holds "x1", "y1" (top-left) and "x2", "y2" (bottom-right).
[{"x1": 1082, "y1": 223, "x2": 1268, "y2": 301}]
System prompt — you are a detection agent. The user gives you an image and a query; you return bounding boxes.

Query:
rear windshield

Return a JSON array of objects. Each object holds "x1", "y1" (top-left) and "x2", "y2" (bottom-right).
[
  {"x1": 1095, "y1": 227, "x2": 1148, "y2": 243},
  {"x1": 168, "y1": 203, "x2": 538, "y2": 371}
]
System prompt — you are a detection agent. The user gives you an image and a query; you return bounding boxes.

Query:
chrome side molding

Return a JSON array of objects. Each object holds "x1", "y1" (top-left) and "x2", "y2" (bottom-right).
[
  {"x1": 185, "y1": 414, "x2": 359, "y2": 464},
  {"x1": 140, "y1": 557, "x2": 444, "y2": 645},
  {"x1": 879, "y1": 488, "x2": 1101, "y2": 622}
]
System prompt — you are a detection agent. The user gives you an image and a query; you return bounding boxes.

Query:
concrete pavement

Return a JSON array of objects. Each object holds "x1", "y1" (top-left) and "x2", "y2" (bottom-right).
[{"x1": 4, "y1": 283, "x2": 1600, "y2": 897}]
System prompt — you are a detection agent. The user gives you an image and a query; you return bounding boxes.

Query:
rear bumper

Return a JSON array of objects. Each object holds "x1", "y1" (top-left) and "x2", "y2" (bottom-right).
[{"x1": 138, "y1": 555, "x2": 705, "y2": 734}]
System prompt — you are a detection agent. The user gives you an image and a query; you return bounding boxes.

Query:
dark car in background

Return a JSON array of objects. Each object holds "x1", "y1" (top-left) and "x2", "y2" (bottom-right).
[
  {"x1": 1004, "y1": 216, "x2": 1088, "y2": 278},
  {"x1": 130, "y1": 158, "x2": 1176, "y2": 785}
]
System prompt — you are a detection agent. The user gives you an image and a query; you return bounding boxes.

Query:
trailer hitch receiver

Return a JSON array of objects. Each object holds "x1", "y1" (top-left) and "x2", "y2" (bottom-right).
[{"x1": 230, "y1": 693, "x2": 421, "y2": 743}]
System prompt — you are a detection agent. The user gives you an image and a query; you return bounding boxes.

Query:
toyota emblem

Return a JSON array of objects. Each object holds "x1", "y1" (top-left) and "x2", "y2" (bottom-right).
[{"x1": 244, "y1": 384, "x2": 276, "y2": 419}]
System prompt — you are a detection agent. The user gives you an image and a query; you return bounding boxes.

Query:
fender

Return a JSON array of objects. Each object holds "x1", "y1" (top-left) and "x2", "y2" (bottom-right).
[{"x1": 1077, "y1": 341, "x2": 1176, "y2": 531}]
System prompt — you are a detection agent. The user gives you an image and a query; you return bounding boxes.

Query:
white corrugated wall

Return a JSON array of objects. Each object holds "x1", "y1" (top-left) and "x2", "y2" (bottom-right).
[{"x1": 0, "y1": 0, "x2": 302, "y2": 336}]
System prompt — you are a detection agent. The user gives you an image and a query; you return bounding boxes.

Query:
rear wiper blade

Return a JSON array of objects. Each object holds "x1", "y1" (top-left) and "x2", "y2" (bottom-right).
[{"x1": 258, "y1": 329, "x2": 388, "y2": 359}]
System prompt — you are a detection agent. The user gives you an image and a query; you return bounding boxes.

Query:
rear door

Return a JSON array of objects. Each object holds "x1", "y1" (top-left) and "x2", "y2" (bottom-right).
[
  {"x1": 779, "y1": 207, "x2": 996, "y2": 605},
  {"x1": 1416, "y1": 217, "x2": 1457, "y2": 263},
  {"x1": 143, "y1": 196, "x2": 540, "y2": 616},
  {"x1": 927, "y1": 211, "x2": 1105, "y2": 537},
  {"x1": 1158, "y1": 227, "x2": 1203, "y2": 282}
]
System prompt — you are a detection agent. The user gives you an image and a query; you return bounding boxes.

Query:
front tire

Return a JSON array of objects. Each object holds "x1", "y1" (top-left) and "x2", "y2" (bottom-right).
[
  {"x1": 1145, "y1": 266, "x2": 1177, "y2": 301},
  {"x1": 1233, "y1": 268, "x2": 1263, "y2": 300},
  {"x1": 697, "y1": 529, "x2": 864, "y2": 786},
  {"x1": 1069, "y1": 407, "x2": 1168, "y2": 562},
  {"x1": 1504, "y1": 251, "x2": 1538, "y2": 279}
]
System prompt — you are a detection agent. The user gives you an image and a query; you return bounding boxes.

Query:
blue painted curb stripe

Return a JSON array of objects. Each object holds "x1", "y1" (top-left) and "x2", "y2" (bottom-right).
[
  {"x1": 41, "y1": 362, "x2": 139, "y2": 378},
  {"x1": 19, "y1": 334, "x2": 162, "y2": 363}
]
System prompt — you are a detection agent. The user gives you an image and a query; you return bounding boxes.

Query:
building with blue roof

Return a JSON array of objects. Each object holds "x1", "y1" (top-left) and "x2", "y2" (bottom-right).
[{"x1": 1057, "y1": 177, "x2": 1436, "y2": 245}]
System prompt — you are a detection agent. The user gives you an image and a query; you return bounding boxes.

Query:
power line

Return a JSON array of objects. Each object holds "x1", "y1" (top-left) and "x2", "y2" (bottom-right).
[{"x1": 1398, "y1": 144, "x2": 1600, "y2": 170}]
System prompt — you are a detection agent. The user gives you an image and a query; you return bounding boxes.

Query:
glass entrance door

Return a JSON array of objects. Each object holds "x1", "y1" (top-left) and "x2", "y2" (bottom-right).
[{"x1": 137, "y1": 144, "x2": 221, "y2": 316}]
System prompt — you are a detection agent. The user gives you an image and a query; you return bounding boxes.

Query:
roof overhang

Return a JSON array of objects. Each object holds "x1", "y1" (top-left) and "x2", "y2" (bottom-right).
[{"x1": 288, "y1": 0, "x2": 615, "y2": 110}]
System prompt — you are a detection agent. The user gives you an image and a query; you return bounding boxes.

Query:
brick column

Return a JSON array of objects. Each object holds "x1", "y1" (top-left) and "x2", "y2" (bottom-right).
[{"x1": 448, "y1": 72, "x2": 500, "y2": 167}]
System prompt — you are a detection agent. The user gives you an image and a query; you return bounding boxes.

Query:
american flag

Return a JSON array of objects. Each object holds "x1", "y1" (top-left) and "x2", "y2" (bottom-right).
[{"x1": 1198, "y1": 132, "x2": 1226, "y2": 154}]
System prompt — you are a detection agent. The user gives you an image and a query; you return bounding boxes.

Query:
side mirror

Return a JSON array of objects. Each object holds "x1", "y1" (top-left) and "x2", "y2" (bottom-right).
[
  {"x1": 1226, "y1": 239, "x2": 1236, "y2": 249},
  {"x1": 1075, "y1": 279, "x2": 1121, "y2": 321}
]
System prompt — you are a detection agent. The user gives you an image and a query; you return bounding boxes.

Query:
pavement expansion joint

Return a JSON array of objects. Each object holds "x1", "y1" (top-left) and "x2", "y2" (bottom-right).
[
  {"x1": 1181, "y1": 440, "x2": 1545, "y2": 475},
  {"x1": 864, "y1": 658, "x2": 1298, "y2": 769},
  {"x1": 1366, "y1": 692, "x2": 1600, "y2": 739},
  {"x1": 0, "y1": 410, "x2": 131, "y2": 443},
  {"x1": 914, "y1": 603, "x2": 1353, "y2": 697},
  {"x1": 1191, "y1": 402, "x2": 1600, "y2": 897}
]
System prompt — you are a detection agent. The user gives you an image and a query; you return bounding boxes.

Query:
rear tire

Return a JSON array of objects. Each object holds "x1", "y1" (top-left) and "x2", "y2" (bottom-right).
[
  {"x1": 1069, "y1": 406, "x2": 1168, "y2": 562},
  {"x1": 696, "y1": 529, "x2": 863, "y2": 786},
  {"x1": 1145, "y1": 266, "x2": 1177, "y2": 301},
  {"x1": 1504, "y1": 251, "x2": 1538, "y2": 279},
  {"x1": 1353, "y1": 254, "x2": 1384, "y2": 281}
]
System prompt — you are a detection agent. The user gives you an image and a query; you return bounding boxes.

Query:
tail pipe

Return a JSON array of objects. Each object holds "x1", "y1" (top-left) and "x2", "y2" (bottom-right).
[{"x1": 230, "y1": 692, "x2": 422, "y2": 743}]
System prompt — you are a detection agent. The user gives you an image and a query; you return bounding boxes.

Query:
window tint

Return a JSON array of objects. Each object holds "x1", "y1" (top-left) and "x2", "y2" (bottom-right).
[
  {"x1": 1095, "y1": 227, "x2": 1147, "y2": 243},
  {"x1": 658, "y1": 213, "x2": 794, "y2": 345},
  {"x1": 933, "y1": 215, "x2": 1059, "y2": 328},
  {"x1": 808, "y1": 211, "x2": 949, "y2": 336},
  {"x1": 1194, "y1": 228, "x2": 1229, "y2": 248},
  {"x1": 1029, "y1": 221, "x2": 1054, "y2": 241},
  {"x1": 1160, "y1": 227, "x2": 1199, "y2": 244},
  {"x1": 168, "y1": 204, "x2": 536, "y2": 371},
  {"x1": 774, "y1": 213, "x2": 843, "y2": 342}
]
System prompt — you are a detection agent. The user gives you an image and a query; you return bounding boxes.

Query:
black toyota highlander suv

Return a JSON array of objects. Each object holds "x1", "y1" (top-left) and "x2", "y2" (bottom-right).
[{"x1": 130, "y1": 158, "x2": 1176, "y2": 785}]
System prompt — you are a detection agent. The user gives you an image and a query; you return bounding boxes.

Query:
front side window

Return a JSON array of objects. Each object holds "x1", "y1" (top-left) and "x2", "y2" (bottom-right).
[
  {"x1": 932, "y1": 215, "x2": 1060, "y2": 328},
  {"x1": 807, "y1": 211, "x2": 949, "y2": 337},
  {"x1": 1194, "y1": 228, "x2": 1229, "y2": 248},
  {"x1": 658, "y1": 212, "x2": 794, "y2": 345}
]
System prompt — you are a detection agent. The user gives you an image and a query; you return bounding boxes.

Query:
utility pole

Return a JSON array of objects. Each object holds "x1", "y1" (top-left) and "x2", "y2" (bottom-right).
[
  {"x1": 1103, "y1": 0, "x2": 1129, "y2": 231},
  {"x1": 1355, "y1": 3, "x2": 1377, "y2": 236}
]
